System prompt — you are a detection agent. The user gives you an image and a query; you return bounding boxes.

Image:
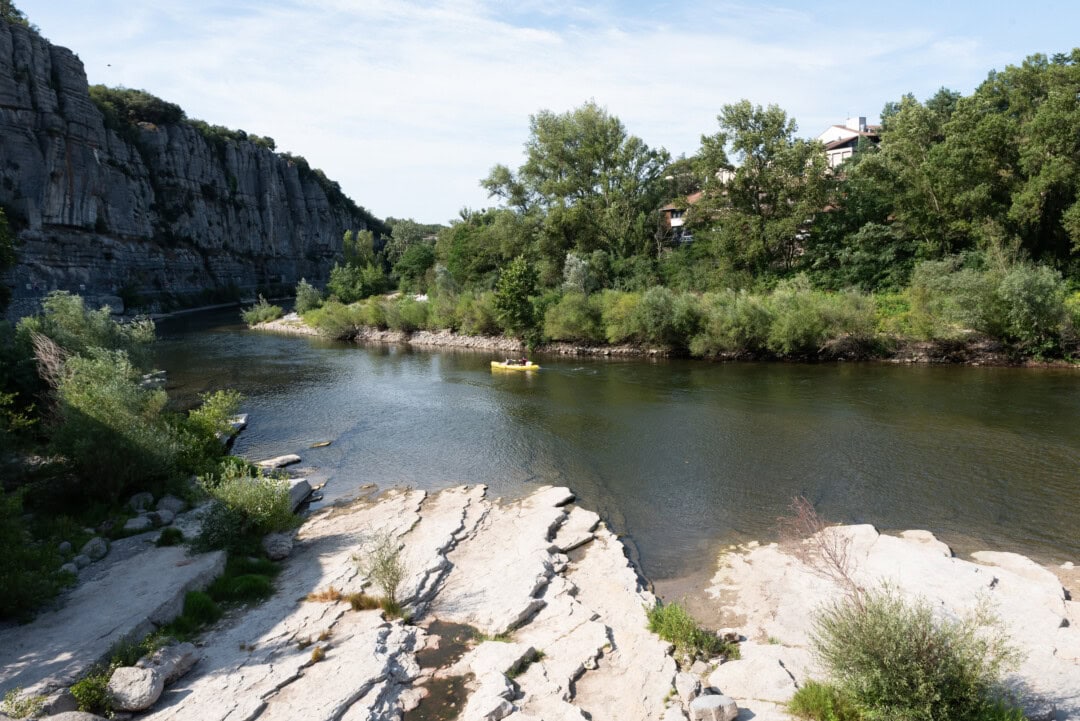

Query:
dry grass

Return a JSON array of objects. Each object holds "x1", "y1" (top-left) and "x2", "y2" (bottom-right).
[
  {"x1": 346, "y1": 591, "x2": 381, "y2": 611},
  {"x1": 306, "y1": 586, "x2": 343, "y2": 603},
  {"x1": 310, "y1": 646, "x2": 326, "y2": 663},
  {"x1": 317, "y1": 629, "x2": 331, "y2": 642}
]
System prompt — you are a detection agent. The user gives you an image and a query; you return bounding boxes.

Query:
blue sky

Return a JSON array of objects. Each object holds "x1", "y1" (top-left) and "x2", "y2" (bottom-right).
[{"x1": 17, "y1": 1, "x2": 1080, "y2": 224}]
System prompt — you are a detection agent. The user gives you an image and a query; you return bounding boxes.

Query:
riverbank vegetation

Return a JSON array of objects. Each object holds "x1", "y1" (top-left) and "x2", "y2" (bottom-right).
[
  {"x1": 294, "y1": 49, "x2": 1080, "y2": 362},
  {"x1": 0, "y1": 291, "x2": 289, "y2": 621}
]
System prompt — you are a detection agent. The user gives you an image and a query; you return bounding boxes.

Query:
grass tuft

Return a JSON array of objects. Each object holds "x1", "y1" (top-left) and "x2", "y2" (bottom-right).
[
  {"x1": 346, "y1": 591, "x2": 381, "y2": 611},
  {"x1": 646, "y1": 600, "x2": 739, "y2": 661},
  {"x1": 306, "y1": 585, "x2": 344, "y2": 602}
]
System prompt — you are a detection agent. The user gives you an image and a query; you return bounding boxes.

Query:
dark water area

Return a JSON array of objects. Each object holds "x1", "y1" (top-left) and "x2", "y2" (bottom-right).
[{"x1": 156, "y1": 308, "x2": 1080, "y2": 581}]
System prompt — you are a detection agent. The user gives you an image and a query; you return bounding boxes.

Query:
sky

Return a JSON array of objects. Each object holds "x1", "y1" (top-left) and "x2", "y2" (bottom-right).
[{"x1": 17, "y1": 1, "x2": 1080, "y2": 225}]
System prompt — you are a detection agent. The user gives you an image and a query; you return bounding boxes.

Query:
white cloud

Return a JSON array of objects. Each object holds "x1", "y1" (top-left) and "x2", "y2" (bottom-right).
[{"x1": 19, "y1": 0, "x2": 1039, "y2": 223}]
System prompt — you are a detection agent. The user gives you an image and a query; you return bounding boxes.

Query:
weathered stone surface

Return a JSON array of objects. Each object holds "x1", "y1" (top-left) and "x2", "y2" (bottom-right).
[
  {"x1": 41, "y1": 713, "x2": 109, "y2": 721},
  {"x1": 79, "y1": 537, "x2": 108, "y2": 561},
  {"x1": 107, "y1": 667, "x2": 164, "y2": 711},
  {"x1": 689, "y1": 694, "x2": 738, "y2": 721},
  {"x1": 256, "y1": 454, "x2": 302, "y2": 469},
  {"x1": 155, "y1": 495, "x2": 187, "y2": 515},
  {"x1": 708, "y1": 526, "x2": 1080, "y2": 720},
  {"x1": 123, "y1": 516, "x2": 154, "y2": 533},
  {"x1": 136, "y1": 643, "x2": 200, "y2": 684},
  {"x1": 261, "y1": 532, "x2": 293, "y2": 561},
  {"x1": 288, "y1": 478, "x2": 313, "y2": 511},
  {"x1": 60, "y1": 562, "x2": 78, "y2": 576},
  {"x1": 129, "y1": 493, "x2": 155, "y2": 512},
  {"x1": 675, "y1": 671, "x2": 701, "y2": 703},
  {"x1": 146, "y1": 510, "x2": 175, "y2": 527},
  {"x1": 707, "y1": 652, "x2": 797, "y2": 704},
  {"x1": 41, "y1": 688, "x2": 78, "y2": 715},
  {"x1": 553, "y1": 506, "x2": 601, "y2": 552},
  {"x1": 0, "y1": 547, "x2": 224, "y2": 696},
  {"x1": 72, "y1": 554, "x2": 90, "y2": 569},
  {"x1": 58, "y1": 541, "x2": 72, "y2": 555}
]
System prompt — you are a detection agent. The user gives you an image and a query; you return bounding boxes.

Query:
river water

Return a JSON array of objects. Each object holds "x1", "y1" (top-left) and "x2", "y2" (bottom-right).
[{"x1": 156, "y1": 309, "x2": 1080, "y2": 581}]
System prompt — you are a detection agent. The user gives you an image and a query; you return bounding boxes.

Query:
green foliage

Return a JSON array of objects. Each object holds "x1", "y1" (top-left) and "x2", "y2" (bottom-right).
[
  {"x1": 51, "y1": 350, "x2": 184, "y2": 502},
  {"x1": 0, "y1": 488, "x2": 68, "y2": 621},
  {"x1": 70, "y1": 672, "x2": 110, "y2": 715},
  {"x1": 645, "y1": 601, "x2": 738, "y2": 660},
  {"x1": 88, "y1": 85, "x2": 185, "y2": 128},
  {"x1": 207, "y1": 573, "x2": 274, "y2": 603},
  {"x1": 383, "y1": 296, "x2": 429, "y2": 332},
  {"x1": 598, "y1": 290, "x2": 641, "y2": 344},
  {"x1": 455, "y1": 291, "x2": 500, "y2": 336},
  {"x1": 302, "y1": 299, "x2": 364, "y2": 339},
  {"x1": 493, "y1": 256, "x2": 539, "y2": 336},
  {"x1": 194, "y1": 463, "x2": 297, "y2": 553},
  {"x1": 1, "y1": 687, "x2": 46, "y2": 719},
  {"x1": 18, "y1": 291, "x2": 156, "y2": 369},
  {"x1": 811, "y1": 587, "x2": 1023, "y2": 721},
  {"x1": 241, "y1": 295, "x2": 283, "y2": 326},
  {"x1": 0, "y1": 1, "x2": 33, "y2": 28},
  {"x1": 353, "y1": 532, "x2": 405, "y2": 605},
  {"x1": 327, "y1": 262, "x2": 388, "y2": 303},
  {"x1": 788, "y1": 680, "x2": 863, "y2": 721},
  {"x1": 543, "y1": 292, "x2": 604, "y2": 343},
  {"x1": 156, "y1": 527, "x2": 184, "y2": 547},
  {"x1": 180, "y1": 590, "x2": 222, "y2": 625},
  {"x1": 690, "y1": 290, "x2": 773, "y2": 356},
  {"x1": 394, "y1": 243, "x2": 437, "y2": 293},
  {"x1": 294, "y1": 278, "x2": 323, "y2": 313}
]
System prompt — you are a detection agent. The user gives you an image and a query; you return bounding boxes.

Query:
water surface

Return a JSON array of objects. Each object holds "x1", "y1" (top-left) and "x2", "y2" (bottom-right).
[{"x1": 157, "y1": 309, "x2": 1080, "y2": 580}]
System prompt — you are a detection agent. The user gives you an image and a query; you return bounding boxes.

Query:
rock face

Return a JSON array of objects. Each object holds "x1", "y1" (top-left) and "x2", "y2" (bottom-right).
[{"x1": 0, "y1": 21, "x2": 379, "y2": 319}]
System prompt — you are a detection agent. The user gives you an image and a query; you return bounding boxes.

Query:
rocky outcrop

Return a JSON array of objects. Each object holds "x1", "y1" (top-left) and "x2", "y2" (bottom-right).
[
  {"x1": 707, "y1": 525, "x2": 1080, "y2": 721},
  {"x1": 0, "y1": 20, "x2": 379, "y2": 319}
]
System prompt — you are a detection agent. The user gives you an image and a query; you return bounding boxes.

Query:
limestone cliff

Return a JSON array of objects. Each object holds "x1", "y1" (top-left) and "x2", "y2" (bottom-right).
[{"x1": 0, "y1": 20, "x2": 381, "y2": 318}]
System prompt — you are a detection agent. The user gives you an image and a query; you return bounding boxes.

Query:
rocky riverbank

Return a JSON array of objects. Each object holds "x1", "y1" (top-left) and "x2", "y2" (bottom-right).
[
  {"x1": 253, "y1": 314, "x2": 1080, "y2": 367},
  {"x1": 2, "y1": 481, "x2": 1078, "y2": 721}
]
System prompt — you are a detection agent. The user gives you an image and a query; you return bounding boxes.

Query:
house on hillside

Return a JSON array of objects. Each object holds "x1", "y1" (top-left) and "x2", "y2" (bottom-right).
[
  {"x1": 659, "y1": 190, "x2": 703, "y2": 244},
  {"x1": 817, "y1": 116, "x2": 880, "y2": 168}
]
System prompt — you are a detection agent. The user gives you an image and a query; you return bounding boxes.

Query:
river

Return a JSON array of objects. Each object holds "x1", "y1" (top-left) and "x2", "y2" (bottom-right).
[{"x1": 156, "y1": 309, "x2": 1080, "y2": 583}]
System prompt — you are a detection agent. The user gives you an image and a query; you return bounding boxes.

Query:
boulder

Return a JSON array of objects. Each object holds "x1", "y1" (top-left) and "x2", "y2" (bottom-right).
[
  {"x1": 146, "y1": 509, "x2": 175, "y2": 527},
  {"x1": 262, "y1": 532, "x2": 294, "y2": 560},
  {"x1": 72, "y1": 554, "x2": 91, "y2": 569},
  {"x1": 136, "y1": 642, "x2": 201, "y2": 683},
  {"x1": 128, "y1": 492, "x2": 154, "y2": 512},
  {"x1": 40, "y1": 713, "x2": 109, "y2": 721},
  {"x1": 58, "y1": 540, "x2": 72, "y2": 555},
  {"x1": 40, "y1": 688, "x2": 78, "y2": 715},
  {"x1": 675, "y1": 671, "x2": 701, "y2": 703},
  {"x1": 155, "y1": 495, "x2": 187, "y2": 514},
  {"x1": 60, "y1": 562, "x2": 79, "y2": 576},
  {"x1": 707, "y1": 654, "x2": 798, "y2": 704},
  {"x1": 123, "y1": 516, "x2": 154, "y2": 533},
  {"x1": 663, "y1": 707, "x2": 690, "y2": 721},
  {"x1": 255, "y1": 454, "x2": 301, "y2": 469},
  {"x1": 689, "y1": 694, "x2": 738, "y2": 721},
  {"x1": 288, "y1": 478, "x2": 313, "y2": 511},
  {"x1": 106, "y1": 666, "x2": 164, "y2": 711},
  {"x1": 80, "y1": 537, "x2": 108, "y2": 561}
]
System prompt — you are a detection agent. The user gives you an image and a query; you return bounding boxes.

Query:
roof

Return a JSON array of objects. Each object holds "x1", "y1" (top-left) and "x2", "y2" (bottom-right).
[{"x1": 660, "y1": 190, "x2": 704, "y2": 212}]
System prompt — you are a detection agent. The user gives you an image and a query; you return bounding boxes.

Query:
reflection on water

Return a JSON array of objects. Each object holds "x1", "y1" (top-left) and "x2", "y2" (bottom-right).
[{"x1": 157, "y1": 309, "x2": 1080, "y2": 579}]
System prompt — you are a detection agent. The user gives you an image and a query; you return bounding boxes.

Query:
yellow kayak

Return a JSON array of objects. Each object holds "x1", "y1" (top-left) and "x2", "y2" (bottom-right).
[{"x1": 491, "y1": 360, "x2": 540, "y2": 371}]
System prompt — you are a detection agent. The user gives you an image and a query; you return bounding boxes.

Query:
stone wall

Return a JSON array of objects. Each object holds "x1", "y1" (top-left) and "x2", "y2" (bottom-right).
[{"x1": 0, "y1": 21, "x2": 375, "y2": 319}]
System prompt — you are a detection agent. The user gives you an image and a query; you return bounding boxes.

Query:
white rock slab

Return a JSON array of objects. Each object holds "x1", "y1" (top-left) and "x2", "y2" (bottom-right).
[
  {"x1": 553, "y1": 507, "x2": 600, "y2": 552},
  {"x1": 256, "y1": 453, "x2": 302, "y2": 469}
]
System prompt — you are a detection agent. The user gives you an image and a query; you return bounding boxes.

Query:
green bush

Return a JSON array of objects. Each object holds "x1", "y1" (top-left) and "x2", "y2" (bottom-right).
[
  {"x1": 811, "y1": 586, "x2": 1023, "y2": 721},
  {"x1": 70, "y1": 673, "x2": 110, "y2": 715},
  {"x1": 194, "y1": 463, "x2": 297, "y2": 552},
  {"x1": 156, "y1": 527, "x2": 184, "y2": 547},
  {"x1": 176, "y1": 389, "x2": 241, "y2": 475},
  {"x1": 327, "y1": 262, "x2": 387, "y2": 303},
  {"x1": 543, "y1": 292, "x2": 604, "y2": 343},
  {"x1": 766, "y1": 277, "x2": 831, "y2": 356},
  {"x1": 384, "y1": 296, "x2": 429, "y2": 332},
  {"x1": 788, "y1": 680, "x2": 862, "y2": 721},
  {"x1": 207, "y1": 573, "x2": 274, "y2": 603},
  {"x1": 997, "y1": 262, "x2": 1067, "y2": 352},
  {"x1": 689, "y1": 290, "x2": 773, "y2": 356},
  {"x1": 645, "y1": 600, "x2": 737, "y2": 661},
  {"x1": 0, "y1": 489, "x2": 68, "y2": 621},
  {"x1": 1, "y1": 687, "x2": 47, "y2": 719},
  {"x1": 456, "y1": 292, "x2": 500, "y2": 336},
  {"x1": 241, "y1": 295, "x2": 283, "y2": 326},
  {"x1": 51, "y1": 350, "x2": 184, "y2": 502},
  {"x1": 633, "y1": 286, "x2": 678, "y2": 346},
  {"x1": 17, "y1": 291, "x2": 156, "y2": 369},
  {"x1": 598, "y1": 290, "x2": 641, "y2": 344},
  {"x1": 180, "y1": 590, "x2": 222, "y2": 625},
  {"x1": 303, "y1": 300, "x2": 363, "y2": 339},
  {"x1": 294, "y1": 278, "x2": 323, "y2": 314}
]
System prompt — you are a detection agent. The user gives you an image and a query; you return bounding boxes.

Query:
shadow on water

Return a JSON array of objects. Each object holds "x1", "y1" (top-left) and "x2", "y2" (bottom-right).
[{"x1": 156, "y1": 309, "x2": 1080, "y2": 581}]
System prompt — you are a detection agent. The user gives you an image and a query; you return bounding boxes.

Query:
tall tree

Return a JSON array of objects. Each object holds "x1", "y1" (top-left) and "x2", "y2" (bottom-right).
[
  {"x1": 482, "y1": 101, "x2": 670, "y2": 266},
  {"x1": 694, "y1": 101, "x2": 829, "y2": 274}
]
